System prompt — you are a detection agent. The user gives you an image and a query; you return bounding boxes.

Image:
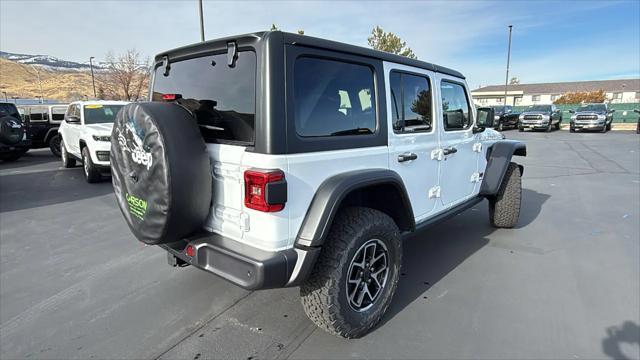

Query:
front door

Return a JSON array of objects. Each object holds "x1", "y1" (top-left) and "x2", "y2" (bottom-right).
[
  {"x1": 386, "y1": 65, "x2": 440, "y2": 221},
  {"x1": 437, "y1": 76, "x2": 479, "y2": 207}
]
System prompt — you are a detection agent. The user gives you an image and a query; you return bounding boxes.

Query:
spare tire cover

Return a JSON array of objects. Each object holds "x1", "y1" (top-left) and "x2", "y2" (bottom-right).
[
  {"x1": 111, "y1": 102, "x2": 212, "y2": 245},
  {"x1": 0, "y1": 116, "x2": 24, "y2": 145}
]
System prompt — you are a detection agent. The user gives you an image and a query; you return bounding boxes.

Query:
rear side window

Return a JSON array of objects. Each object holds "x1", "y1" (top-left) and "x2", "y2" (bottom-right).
[
  {"x1": 389, "y1": 71, "x2": 432, "y2": 132},
  {"x1": 152, "y1": 51, "x2": 256, "y2": 144},
  {"x1": 28, "y1": 106, "x2": 48, "y2": 122},
  {"x1": 51, "y1": 106, "x2": 66, "y2": 121},
  {"x1": 294, "y1": 57, "x2": 376, "y2": 137},
  {"x1": 441, "y1": 81, "x2": 471, "y2": 131}
]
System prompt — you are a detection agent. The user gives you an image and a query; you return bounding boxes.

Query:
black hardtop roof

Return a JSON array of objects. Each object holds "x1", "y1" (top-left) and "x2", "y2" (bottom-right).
[{"x1": 154, "y1": 31, "x2": 465, "y2": 79}]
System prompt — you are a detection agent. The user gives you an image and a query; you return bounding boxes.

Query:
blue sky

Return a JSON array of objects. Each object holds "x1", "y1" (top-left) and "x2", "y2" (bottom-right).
[{"x1": 1, "y1": 0, "x2": 638, "y2": 88}]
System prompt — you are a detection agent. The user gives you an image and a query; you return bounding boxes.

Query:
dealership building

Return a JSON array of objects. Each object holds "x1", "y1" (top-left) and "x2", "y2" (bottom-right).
[{"x1": 471, "y1": 78, "x2": 640, "y2": 106}]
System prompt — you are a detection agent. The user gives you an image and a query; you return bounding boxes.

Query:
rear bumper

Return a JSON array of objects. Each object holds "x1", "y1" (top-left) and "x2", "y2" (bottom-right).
[{"x1": 161, "y1": 232, "x2": 319, "y2": 290}]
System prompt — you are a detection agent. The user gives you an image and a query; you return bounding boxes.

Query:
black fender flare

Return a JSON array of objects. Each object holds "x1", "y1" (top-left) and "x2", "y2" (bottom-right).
[
  {"x1": 480, "y1": 140, "x2": 526, "y2": 196},
  {"x1": 43, "y1": 127, "x2": 59, "y2": 143},
  {"x1": 295, "y1": 169, "x2": 414, "y2": 248}
]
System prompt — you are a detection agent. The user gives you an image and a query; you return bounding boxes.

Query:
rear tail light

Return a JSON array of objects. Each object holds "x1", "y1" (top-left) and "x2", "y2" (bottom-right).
[
  {"x1": 185, "y1": 244, "x2": 195, "y2": 257},
  {"x1": 161, "y1": 93, "x2": 182, "y2": 101},
  {"x1": 244, "y1": 169, "x2": 286, "y2": 212}
]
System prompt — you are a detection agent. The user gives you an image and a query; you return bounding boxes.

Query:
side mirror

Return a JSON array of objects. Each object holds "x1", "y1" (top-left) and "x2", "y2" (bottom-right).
[
  {"x1": 568, "y1": 110, "x2": 575, "y2": 113},
  {"x1": 475, "y1": 107, "x2": 494, "y2": 133},
  {"x1": 609, "y1": 109, "x2": 616, "y2": 113},
  {"x1": 633, "y1": 109, "x2": 639, "y2": 114},
  {"x1": 65, "y1": 116, "x2": 80, "y2": 124}
]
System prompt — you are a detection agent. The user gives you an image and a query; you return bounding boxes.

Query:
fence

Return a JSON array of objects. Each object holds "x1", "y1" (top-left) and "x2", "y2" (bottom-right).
[{"x1": 512, "y1": 103, "x2": 640, "y2": 123}]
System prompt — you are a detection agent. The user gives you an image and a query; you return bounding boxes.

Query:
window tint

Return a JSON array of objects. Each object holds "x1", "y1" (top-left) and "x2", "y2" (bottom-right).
[
  {"x1": 294, "y1": 57, "x2": 376, "y2": 137},
  {"x1": 152, "y1": 51, "x2": 256, "y2": 144},
  {"x1": 0, "y1": 104, "x2": 20, "y2": 119},
  {"x1": 440, "y1": 81, "x2": 471, "y2": 131},
  {"x1": 28, "y1": 106, "x2": 48, "y2": 122},
  {"x1": 390, "y1": 71, "x2": 432, "y2": 132},
  {"x1": 83, "y1": 104, "x2": 124, "y2": 124},
  {"x1": 51, "y1": 106, "x2": 66, "y2": 121}
]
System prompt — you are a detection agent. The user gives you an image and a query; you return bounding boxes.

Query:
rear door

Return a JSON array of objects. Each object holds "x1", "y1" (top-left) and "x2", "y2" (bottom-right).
[
  {"x1": 386, "y1": 65, "x2": 441, "y2": 221},
  {"x1": 436, "y1": 76, "x2": 479, "y2": 207},
  {"x1": 151, "y1": 50, "x2": 258, "y2": 242}
]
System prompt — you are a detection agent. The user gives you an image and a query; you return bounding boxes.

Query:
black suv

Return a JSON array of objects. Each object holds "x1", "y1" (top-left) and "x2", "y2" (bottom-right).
[
  {"x1": 491, "y1": 105, "x2": 520, "y2": 131},
  {"x1": 19, "y1": 104, "x2": 67, "y2": 156},
  {"x1": 569, "y1": 103, "x2": 615, "y2": 133},
  {"x1": 0, "y1": 102, "x2": 31, "y2": 162},
  {"x1": 518, "y1": 104, "x2": 562, "y2": 132}
]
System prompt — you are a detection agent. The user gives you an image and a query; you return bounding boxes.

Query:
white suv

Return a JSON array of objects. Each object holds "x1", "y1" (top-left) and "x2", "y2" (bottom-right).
[
  {"x1": 59, "y1": 100, "x2": 128, "y2": 182},
  {"x1": 110, "y1": 32, "x2": 526, "y2": 338}
]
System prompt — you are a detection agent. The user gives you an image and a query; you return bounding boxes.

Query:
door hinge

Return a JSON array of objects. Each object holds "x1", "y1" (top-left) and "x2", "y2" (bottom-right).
[
  {"x1": 431, "y1": 149, "x2": 444, "y2": 161},
  {"x1": 428, "y1": 185, "x2": 441, "y2": 199},
  {"x1": 473, "y1": 143, "x2": 482, "y2": 152},
  {"x1": 470, "y1": 172, "x2": 482, "y2": 183}
]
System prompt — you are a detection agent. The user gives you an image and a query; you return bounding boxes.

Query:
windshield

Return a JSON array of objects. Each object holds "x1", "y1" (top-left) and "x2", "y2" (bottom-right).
[
  {"x1": 576, "y1": 104, "x2": 606, "y2": 112},
  {"x1": 83, "y1": 104, "x2": 124, "y2": 124},
  {"x1": 152, "y1": 51, "x2": 256, "y2": 144},
  {"x1": 526, "y1": 105, "x2": 551, "y2": 112}
]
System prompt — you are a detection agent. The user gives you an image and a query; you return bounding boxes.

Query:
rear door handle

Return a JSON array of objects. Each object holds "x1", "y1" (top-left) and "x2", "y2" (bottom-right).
[
  {"x1": 397, "y1": 153, "x2": 418, "y2": 162},
  {"x1": 443, "y1": 147, "x2": 457, "y2": 155}
]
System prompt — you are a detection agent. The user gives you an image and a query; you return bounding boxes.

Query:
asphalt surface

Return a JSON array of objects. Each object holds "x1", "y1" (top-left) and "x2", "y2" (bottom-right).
[{"x1": 1, "y1": 131, "x2": 639, "y2": 360}]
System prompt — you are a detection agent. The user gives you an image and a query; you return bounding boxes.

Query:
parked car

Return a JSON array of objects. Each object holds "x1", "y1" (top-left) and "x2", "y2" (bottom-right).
[
  {"x1": 58, "y1": 100, "x2": 128, "y2": 182},
  {"x1": 0, "y1": 102, "x2": 31, "y2": 162},
  {"x1": 635, "y1": 109, "x2": 640, "y2": 134},
  {"x1": 109, "y1": 31, "x2": 527, "y2": 338},
  {"x1": 518, "y1": 104, "x2": 562, "y2": 132},
  {"x1": 490, "y1": 105, "x2": 520, "y2": 131},
  {"x1": 569, "y1": 103, "x2": 615, "y2": 133},
  {"x1": 19, "y1": 104, "x2": 68, "y2": 156}
]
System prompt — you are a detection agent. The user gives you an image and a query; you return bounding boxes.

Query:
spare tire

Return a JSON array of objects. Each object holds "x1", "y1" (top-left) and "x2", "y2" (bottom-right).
[
  {"x1": 0, "y1": 116, "x2": 24, "y2": 145},
  {"x1": 111, "y1": 102, "x2": 212, "y2": 245}
]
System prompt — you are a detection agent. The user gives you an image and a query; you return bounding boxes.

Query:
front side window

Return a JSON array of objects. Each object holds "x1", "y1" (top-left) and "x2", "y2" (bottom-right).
[
  {"x1": 441, "y1": 81, "x2": 471, "y2": 131},
  {"x1": 294, "y1": 57, "x2": 376, "y2": 137},
  {"x1": 152, "y1": 51, "x2": 256, "y2": 144},
  {"x1": 83, "y1": 104, "x2": 124, "y2": 124},
  {"x1": 51, "y1": 106, "x2": 67, "y2": 121},
  {"x1": 389, "y1": 71, "x2": 432, "y2": 132}
]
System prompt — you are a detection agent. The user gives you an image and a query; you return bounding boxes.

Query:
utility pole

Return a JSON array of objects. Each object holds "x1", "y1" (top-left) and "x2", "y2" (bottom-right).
[
  {"x1": 31, "y1": 65, "x2": 44, "y2": 103},
  {"x1": 503, "y1": 25, "x2": 513, "y2": 110},
  {"x1": 2, "y1": 91, "x2": 7, "y2": 102},
  {"x1": 198, "y1": 0, "x2": 205, "y2": 42},
  {"x1": 89, "y1": 57, "x2": 97, "y2": 98}
]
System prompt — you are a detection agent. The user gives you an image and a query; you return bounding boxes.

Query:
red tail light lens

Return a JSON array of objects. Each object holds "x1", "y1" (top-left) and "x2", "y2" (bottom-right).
[
  {"x1": 161, "y1": 93, "x2": 182, "y2": 101},
  {"x1": 185, "y1": 244, "x2": 195, "y2": 257},
  {"x1": 244, "y1": 169, "x2": 285, "y2": 212}
]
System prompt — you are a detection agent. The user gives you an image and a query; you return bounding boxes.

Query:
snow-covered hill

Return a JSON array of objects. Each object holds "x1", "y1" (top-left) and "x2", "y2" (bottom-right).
[{"x1": 0, "y1": 51, "x2": 106, "y2": 72}]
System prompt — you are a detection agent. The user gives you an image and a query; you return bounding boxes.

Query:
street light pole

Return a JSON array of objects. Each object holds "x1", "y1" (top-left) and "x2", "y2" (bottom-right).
[
  {"x1": 198, "y1": 0, "x2": 205, "y2": 42},
  {"x1": 503, "y1": 25, "x2": 513, "y2": 110},
  {"x1": 31, "y1": 65, "x2": 44, "y2": 103},
  {"x1": 89, "y1": 57, "x2": 97, "y2": 98},
  {"x1": 2, "y1": 91, "x2": 7, "y2": 102}
]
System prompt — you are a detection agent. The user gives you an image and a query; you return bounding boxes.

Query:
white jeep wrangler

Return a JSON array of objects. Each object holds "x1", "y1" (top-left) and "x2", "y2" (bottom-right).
[
  {"x1": 110, "y1": 31, "x2": 525, "y2": 338},
  {"x1": 58, "y1": 100, "x2": 128, "y2": 182}
]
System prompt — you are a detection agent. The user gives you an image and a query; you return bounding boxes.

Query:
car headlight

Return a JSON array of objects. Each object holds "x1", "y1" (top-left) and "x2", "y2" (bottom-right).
[
  {"x1": 542, "y1": 115, "x2": 550, "y2": 121},
  {"x1": 92, "y1": 135, "x2": 111, "y2": 142},
  {"x1": 597, "y1": 115, "x2": 606, "y2": 120},
  {"x1": 494, "y1": 115, "x2": 500, "y2": 120},
  {"x1": 518, "y1": 115, "x2": 524, "y2": 120},
  {"x1": 571, "y1": 115, "x2": 577, "y2": 120}
]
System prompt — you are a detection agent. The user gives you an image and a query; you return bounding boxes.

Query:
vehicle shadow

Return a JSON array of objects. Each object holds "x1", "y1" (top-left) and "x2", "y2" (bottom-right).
[
  {"x1": 0, "y1": 150, "x2": 57, "y2": 170},
  {"x1": 0, "y1": 167, "x2": 113, "y2": 213},
  {"x1": 602, "y1": 321, "x2": 640, "y2": 360},
  {"x1": 377, "y1": 188, "x2": 549, "y2": 329}
]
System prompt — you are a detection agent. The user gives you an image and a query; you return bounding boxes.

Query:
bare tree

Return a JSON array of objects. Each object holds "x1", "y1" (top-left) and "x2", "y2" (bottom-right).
[{"x1": 99, "y1": 49, "x2": 149, "y2": 101}]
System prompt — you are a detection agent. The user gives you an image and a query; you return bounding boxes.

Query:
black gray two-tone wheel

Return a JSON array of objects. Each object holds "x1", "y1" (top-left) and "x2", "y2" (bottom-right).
[
  {"x1": 346, "y1": 239, "x2": 389, "y2": 312},
  {"x1": 300, "y1": 207, "x2": 401, "y2": 338},
  {"x1": 49, "y1": 134, "x2": 61, "y2": 157}
]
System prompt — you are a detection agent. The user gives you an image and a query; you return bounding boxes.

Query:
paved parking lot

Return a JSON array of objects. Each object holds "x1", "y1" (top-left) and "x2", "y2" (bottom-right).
[{"x1": 1, "y1": 131, "x2": 639, "y2": 360}]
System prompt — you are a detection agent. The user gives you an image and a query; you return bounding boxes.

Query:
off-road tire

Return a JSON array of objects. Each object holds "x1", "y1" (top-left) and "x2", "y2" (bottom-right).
[
  {"x1": 498, "y1": 122, "x2": 504, "y2": 131},
  {"x1": 601, "y1": 124, "x2": 607, "y2": 133},
  {"x1": 606, "y1": 123, "x2": 612, "y2": 131},
  {"x1": 300, "y1": 207, "x2": 402, "y2": 338},
  {"x1": 82, "y1": 147, "x2": 101, "y2": 183},
  {"x1": 489, "y1": 162, "x2": 522, "y2": 228},
  {"x1": 546, "y1": 122, "x2": 552, "y2": 132},
  {"x1": 570, "y1": 127, "x2": 575, "y2": 133},
  {"x1": 49, "y1": 134, "x2": 62, "y2": 157},
  {"x1": 556, "y1": 121, "x2": 561, "y2": 130},
  {"x1": 61, "y1": 140, "x2": 76, "y2": 168}
]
